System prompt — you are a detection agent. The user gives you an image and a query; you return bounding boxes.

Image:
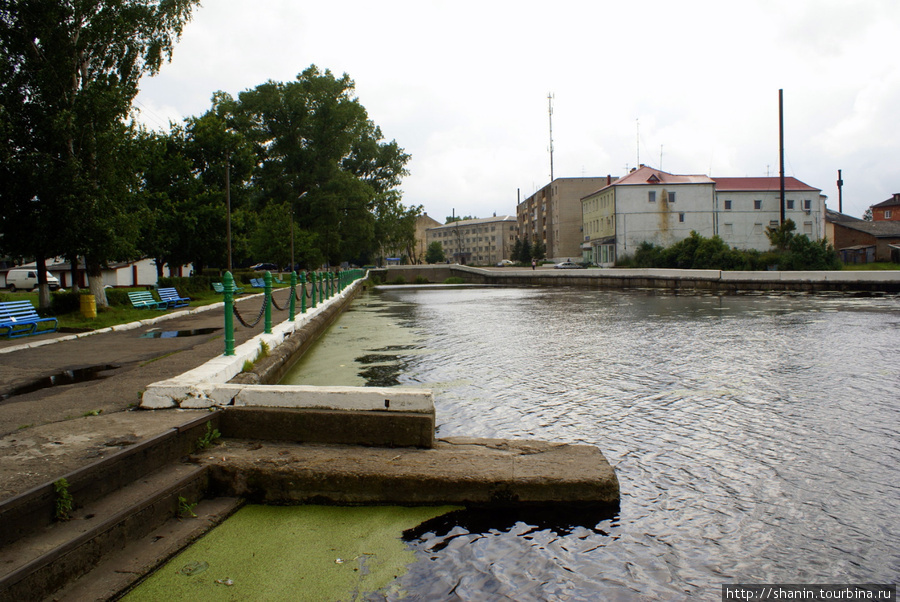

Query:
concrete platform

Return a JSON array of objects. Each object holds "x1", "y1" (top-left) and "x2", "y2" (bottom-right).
[{"x1": 203, "y1": 435, "x2": 620, "y2": 508}]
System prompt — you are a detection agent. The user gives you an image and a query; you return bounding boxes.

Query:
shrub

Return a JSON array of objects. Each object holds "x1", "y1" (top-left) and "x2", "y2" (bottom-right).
[
  {"x1": 159, "y1": 276, "x2": 214, "y2": 295},
  {"x1": 414, "y1": 275, "x2": 430, "y2": 284},
  {"x1": 50, "y1": 291, "x2": 82, "y2": 315},
  {"x1": 390, "y1": 276, "x2": 406, "y2": 285},
  {"x1": 444, "y1": 277, "x2": 465, "y2": 284}
]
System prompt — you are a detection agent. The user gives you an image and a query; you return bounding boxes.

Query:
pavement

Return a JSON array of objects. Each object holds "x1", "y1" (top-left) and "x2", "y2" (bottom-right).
[{"x1": 0, "y1": 290, "x2": 296, "y2": 500}]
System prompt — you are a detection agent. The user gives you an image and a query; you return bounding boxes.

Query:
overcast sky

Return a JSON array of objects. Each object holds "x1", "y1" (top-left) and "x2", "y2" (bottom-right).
[{"x1": 134, "y1": 0, "x2": 900, "y2": 222}]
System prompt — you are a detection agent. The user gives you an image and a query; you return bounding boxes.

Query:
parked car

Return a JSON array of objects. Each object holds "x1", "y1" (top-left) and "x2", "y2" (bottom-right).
[
  {"x1": 553, "y1": 261, "x2": 584, "y2": 270},
  {"x1": 5, "y1": 268, "x2": 61, "y2": 292},
  {"x1": 250, "y1": 263, "x2": 278, "y2": 271},
  {"x1": 496, "y1": 259, "x2": 514, "y2": 267}
]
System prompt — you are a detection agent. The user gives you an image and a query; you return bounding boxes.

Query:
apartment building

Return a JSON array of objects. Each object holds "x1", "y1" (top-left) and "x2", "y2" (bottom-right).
[
  {"x1": 517, "y1": 177, "x2": 613, "y2": 262},
  {"x1": 426, "y1": 215, "x2": 518, "y2": 265}
]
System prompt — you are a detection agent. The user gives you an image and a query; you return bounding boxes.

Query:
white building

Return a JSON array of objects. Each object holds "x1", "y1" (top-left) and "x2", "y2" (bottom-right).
[
  {"x1": 713, "y1": 177, "x2": 826, "y2": 251},
  {"x1": 582, "y1": 166, "x2": 716, "y2": 265},
  {"x1": 581, "y1": 166, "x2": 827, "y2": 265}
]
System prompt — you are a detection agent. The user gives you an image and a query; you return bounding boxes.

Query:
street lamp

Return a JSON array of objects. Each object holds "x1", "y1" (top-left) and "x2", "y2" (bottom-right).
[{"x1": 291, "y1": 191, "x2": 308, "y2": 271}]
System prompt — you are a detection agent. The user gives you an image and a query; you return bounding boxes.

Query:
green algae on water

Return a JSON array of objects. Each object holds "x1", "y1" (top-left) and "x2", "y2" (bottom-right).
[{"x1": 123, "y1": 504, "x2": 459, "y2": 602}]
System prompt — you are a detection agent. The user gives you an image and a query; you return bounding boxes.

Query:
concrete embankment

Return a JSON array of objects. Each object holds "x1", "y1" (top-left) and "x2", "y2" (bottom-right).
[{"x1": 381, "y1": 265, "x2": 900, "y2": 293}]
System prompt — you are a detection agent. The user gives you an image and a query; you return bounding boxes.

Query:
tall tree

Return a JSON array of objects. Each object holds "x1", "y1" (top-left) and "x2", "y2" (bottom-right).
[
  {"x1": 210, "y1": 66, "x2": 411, "y2": 267},
  {"x1": 0, "y1": 0, "x2": 200, "y2": 306}
]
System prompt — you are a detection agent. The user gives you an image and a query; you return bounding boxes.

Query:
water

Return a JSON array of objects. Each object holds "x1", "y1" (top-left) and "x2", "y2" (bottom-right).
[
  {"x1": 282, "y1": 287, "x2": 900, "y2": 600},
  {"x1": 0, "y1": 364, "x2": 119, "y2": 401}
]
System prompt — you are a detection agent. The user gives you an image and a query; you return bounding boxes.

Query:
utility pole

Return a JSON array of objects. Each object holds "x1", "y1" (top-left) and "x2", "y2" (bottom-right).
[
  {"x1": 548, "y1": 92, "x2": 555, "y2": 183},
  {"x1": 837, "y1": 169, "x2": 844, "y2": 214},
  {"x1": 779, "y1": 89, "x2": 786, "y2": 225}
]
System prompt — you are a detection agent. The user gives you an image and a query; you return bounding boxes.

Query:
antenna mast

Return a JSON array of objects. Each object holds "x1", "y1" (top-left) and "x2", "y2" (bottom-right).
[{"x1": 548, "y1": 92, "x2": 555, "y2": 182}]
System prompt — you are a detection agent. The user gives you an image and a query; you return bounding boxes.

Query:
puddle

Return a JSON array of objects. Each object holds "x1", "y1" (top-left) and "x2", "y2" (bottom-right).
[
  {"x1": 1, "y1": 365, "x2": 119, "y2": 401},
  {"x1": 139, "y1": 328, "x2": 220, "y2": 339}
]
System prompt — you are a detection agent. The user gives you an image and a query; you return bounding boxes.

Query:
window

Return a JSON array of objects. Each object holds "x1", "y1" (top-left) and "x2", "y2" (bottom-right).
[
  {"x1": 668, "y1": 191, "x2": 676, "y2": 203},
  {"x1": 769, "y1": 220, "x2": 779, "y2": 228},
  {"x1": 753, "y1": 223, "x2": 764, "y2": 234},
  {"x1": 804, "y1": 222, "x2": 813, "y2": 235},
  {"x1": 679, "y1": 213, "x2": 685, "y2": 223},
  {"x1": 648, "y1": 191, "x2": 656, "y2": 203},
  {"x1": 722, "y1": 223, "x2": 734, "y2": 235},
  {"x1": 886, "y1": 210, "x2": 894, "y2": 219},
  {"x1": 803, "y1": 199, "x2": 812, "y2": 210},
  {"x1": 724, "y1": 200, "x2": 732, "y2": 210},
  {"x1": 754, "y1": 200, "x2": 762, "y2": 210},
  {"x1": 787, "y1": 200, "x2": 795, "y2": 210}
]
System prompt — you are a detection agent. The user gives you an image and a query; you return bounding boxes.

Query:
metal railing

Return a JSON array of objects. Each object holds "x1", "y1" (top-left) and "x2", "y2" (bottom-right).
[{"x1": 222, "y1": 268, "x2": 366, "y2": 356}]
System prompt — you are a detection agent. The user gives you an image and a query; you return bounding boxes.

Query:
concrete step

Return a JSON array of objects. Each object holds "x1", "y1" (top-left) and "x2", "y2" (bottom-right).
[
  {"x1": 0, "y1": 462, "x2": 213, "y2": 602},
  {"x1": 47, "y1": 497, "x2": 244, "y2": 602}
]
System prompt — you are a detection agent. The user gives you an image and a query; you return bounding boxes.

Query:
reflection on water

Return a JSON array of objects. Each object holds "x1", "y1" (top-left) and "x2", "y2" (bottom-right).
[{"x1": 283, "y1": 287, "x2": 900, "y2": 600}]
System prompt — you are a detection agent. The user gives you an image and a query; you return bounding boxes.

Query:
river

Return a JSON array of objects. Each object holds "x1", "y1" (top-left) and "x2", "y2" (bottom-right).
[{"x1": 282, "y1": 285, "x2": 900, "y2": 600}]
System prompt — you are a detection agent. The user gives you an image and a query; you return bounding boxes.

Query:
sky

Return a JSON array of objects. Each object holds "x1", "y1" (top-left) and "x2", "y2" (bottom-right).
[{"x1": 134, "y1": 0, "x2": 900, "y2": 223}]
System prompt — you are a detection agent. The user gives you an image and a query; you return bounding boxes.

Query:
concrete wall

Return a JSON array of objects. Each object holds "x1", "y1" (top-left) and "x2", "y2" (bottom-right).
[{"x1": 384, "y1": 265, "x2": 900, "y2": 293}]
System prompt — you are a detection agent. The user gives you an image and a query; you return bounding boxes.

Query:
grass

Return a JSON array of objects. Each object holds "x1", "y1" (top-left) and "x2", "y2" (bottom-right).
[
  {"x1": 0, "y1": 288, "x2": 224, "y2": 331},
  {"x1": 840, "y1": 262, "x2": 900, "y2": 271}
]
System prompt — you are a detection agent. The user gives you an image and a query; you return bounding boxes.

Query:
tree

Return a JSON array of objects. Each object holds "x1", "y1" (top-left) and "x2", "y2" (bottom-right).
[
  {"x1": 863, "y1": 208, "x2": 873, "y2": 221},
  {"x1": 0, "y1": 0, "x2": 201, "y2": 306},
  {"x1": 211, "y1": 66, "x2": 412, "y2": 267},
  {"x1": 532, "y1": 240, "x2": 546, "y2": 262},
  {"x1": 425, "y1": 241, "x2": 445, "y2": 264},
  {"x1": 766, "y1": 219, "x2": 796, "y2": 252},
  {"x1": 445, "y1": 215, "x2": 475, "y2": 224}
]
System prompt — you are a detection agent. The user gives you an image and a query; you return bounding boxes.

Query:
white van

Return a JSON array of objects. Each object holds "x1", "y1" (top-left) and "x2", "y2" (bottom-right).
[{"x1": 5, "y1": 268, "x2": 61, "y2": 292}]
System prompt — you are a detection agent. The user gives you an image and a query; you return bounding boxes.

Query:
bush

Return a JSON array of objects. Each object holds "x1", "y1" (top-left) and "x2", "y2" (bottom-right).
[
  {"x1": 51, "y1": 291, "x2": 82, "y2": 315},
  {"x1": 444, "y1": 277, "x2": 464, "y2": 284},
  {"x1": 413, "y1": 275, "x2": 430, "y2": 284},
  {"x1": 390, "y1": 276, "x2": 406, "y2": 285},
  {"x1": 159, "y1": 276, "x2": 214, "y2": 295}
]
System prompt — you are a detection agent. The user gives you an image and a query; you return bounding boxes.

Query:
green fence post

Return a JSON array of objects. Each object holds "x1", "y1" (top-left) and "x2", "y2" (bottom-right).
[
  {"x1": 289, "y1": 271, "x2": 297, "y2": 321},
  {"x1": 300, "y1": 272, "x2": 307, "y2": 313},
  {"x1": 224, "y1": 271, "x2": 235, "y2": 356},
  {"x1": 311, "y1": 272, "x2": 317, "y2": 308},
  {"x1": 328, "y1": 271, "x2": 334, "y2": 298},
  {"x1": 264, "y1": 271, "x2": 273, "y2": 334}
]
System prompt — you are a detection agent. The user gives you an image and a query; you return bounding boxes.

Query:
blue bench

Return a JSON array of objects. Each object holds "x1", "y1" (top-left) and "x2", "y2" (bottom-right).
[
  {"x1": 0, "y1": 300, "x2": 59, "y2": 338},
  {"x1": 157, "y1": 287, "x2": 190, "y2": 308},
  {"x1": 250, "y1": 278, "x2": 265, "y2": 288},
  {"x1": 212, "y1": 282, "x2": 244, "y2": 295},
  {"x1": 128, "y1": 291, "x2": 168, "y2": 310}
]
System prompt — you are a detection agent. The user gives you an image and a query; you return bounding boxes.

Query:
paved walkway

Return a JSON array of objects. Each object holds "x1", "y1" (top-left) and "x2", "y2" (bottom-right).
[{"x1": 0, "y1": 290, "x2": 298, "y2": 499}]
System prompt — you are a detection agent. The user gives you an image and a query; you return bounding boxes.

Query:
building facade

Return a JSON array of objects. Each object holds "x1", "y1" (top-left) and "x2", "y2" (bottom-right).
[
  {"x1": 581, "y1": 167, "x2": 827, "y2": 265},
  {"x1": 582, "y1": 167, "x2": 716, "y2": 265},
  {"x1": 517, "y1": 177, "x2": 613, "y2": 262},
  {"x1": 412, "y1": 213, "x2": 442, "y2": 264},
  {"x1": 871, "y1": 193, "x2": 900, "y2": 221},
  {"x1": 425, "y1": 215, "x2": 518, "y2": 265},
  {"x1": 713, "y1": 177, "x2": 826, "y2": 251}
]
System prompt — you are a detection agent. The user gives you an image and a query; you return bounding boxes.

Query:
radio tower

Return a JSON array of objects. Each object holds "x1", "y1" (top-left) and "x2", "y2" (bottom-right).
[{"x1": 548, "y1": 92, "x2": 555, "y2": 182}]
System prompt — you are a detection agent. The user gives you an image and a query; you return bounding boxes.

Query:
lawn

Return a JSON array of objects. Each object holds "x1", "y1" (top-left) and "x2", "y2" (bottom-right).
[
  {"x1": 0, "y1": 288, "x2": 225, "y2": 331},
  {"x1": 841, "y1": 262, "x2": 900, "y2": 271}
]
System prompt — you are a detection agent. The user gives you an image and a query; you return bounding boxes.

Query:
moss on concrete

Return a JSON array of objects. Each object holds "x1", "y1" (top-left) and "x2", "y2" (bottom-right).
[{"x1": 123, "y1": 504, "x2": 458, "y2": 602}]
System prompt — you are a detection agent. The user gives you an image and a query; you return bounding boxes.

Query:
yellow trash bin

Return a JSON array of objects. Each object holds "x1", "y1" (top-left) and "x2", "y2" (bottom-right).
[{"x1": 80, "y1": 294, "x2": 96, "y2": 319}]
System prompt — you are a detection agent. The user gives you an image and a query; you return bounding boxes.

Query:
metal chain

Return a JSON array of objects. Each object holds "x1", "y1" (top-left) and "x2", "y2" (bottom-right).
[
  {"x1": 271, "y1": 292, "x2": 287, "y2": 311},
  {"x1": 232, "y1": 298, "x2": 266, "y2": 328}
]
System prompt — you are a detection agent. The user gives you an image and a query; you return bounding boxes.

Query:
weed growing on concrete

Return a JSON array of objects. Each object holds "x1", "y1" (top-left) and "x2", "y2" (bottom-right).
[
  {"x1": 178, "y1": 496, "x2": 198, "y2": 518},
  {"x1": 242, "y1": 360, "x2": 254, "y2": 372},
  {"x1": 17, "y1": 424, "x2": 33, "y2": 430},
  {"x1": 54, "y1": 478, "x2": 73, "y2": 521},
  {"x1": 196, "y1": 422, "x2": 221, "y2": 451},
  {"x1": 259, "y1": 340, "x2": 270, "y2": 359},
  {"x1": 82, "y1": 409, "x2": 102, "y2": 417}
]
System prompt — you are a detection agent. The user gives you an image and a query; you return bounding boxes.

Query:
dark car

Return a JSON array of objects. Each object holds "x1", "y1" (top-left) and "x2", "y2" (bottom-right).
[{"x1": 250, "y1": 263, "x2": 278, "y2": 271}]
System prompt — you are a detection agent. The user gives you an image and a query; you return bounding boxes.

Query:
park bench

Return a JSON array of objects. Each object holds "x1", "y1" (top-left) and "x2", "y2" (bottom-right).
[
  {"x1": 127, "y1": 291, "x2": 168, "y2": 310},
  {"x1": 0, "y1": 300, "x2": 59, "y2": 338},
  {"x1": 250, "y1": 278, "x2": 265, "y2": 288},
  {"x1": 212, "y1": 282, "x2": 244, "y2": 295},
  {"x1": 157, "y1": 287, "x2": 190, "y2": 308}
]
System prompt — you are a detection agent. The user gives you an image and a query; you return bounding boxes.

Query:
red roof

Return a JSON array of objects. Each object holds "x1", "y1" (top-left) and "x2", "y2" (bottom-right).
[
  {"x1": 613, "y1": 165, "x2": 714, "y2": 187},
  {"x1": 712, "y1": 177, "x2": 820, "y2": 193}
]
